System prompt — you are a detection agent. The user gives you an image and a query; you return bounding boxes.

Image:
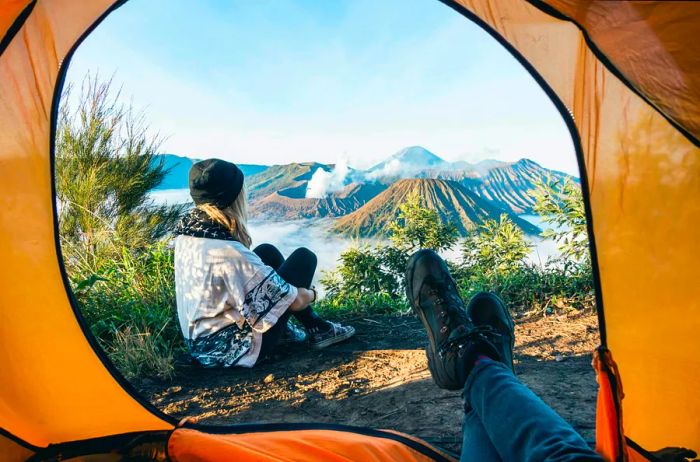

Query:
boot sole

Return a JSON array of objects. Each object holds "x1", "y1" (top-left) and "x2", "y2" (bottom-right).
[
  {"x1": 405, "y1": 252, "x2": 468, "y2": 390},
  {"x1": 405, "y1": 253, "x2": 442, "y2": 370}
]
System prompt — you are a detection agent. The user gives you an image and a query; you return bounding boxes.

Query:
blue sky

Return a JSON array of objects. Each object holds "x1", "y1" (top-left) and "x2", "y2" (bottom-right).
[{"x1": 66, "y1": 0, "x2": 578, "y2": 174}]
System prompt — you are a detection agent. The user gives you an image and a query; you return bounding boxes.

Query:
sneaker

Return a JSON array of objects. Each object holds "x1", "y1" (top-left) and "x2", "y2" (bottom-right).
[
  {"x1": 466, "y1": 292, "x2": 515, "y2": 372},
  {"x1": 308, "y1": 322, "x2": 355, "y2": 350},
  {"x1": 280, "y1": 320, "x2": 307, "y2": 345},
  {"x1": 405, "y1": 249, "x2": 503, "y2": 390}
]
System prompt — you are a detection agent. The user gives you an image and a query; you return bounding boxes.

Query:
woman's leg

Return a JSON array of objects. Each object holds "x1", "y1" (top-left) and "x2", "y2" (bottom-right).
[
  {"x1": 258, "y1": 247, "x2": 322, "y2": 358},
  {"x1": 274, "y1": 248, "x2": 330, "y2": 330},
  {"x1": 255, "y1": 244, "x2": 296, "y2": 359},
  {"x1": 258, "y1": 309, "x2": 293, "y2": 359},
  {"x1": 275, "y1": 247, "x2": 316, "y2": 288},
  {"x1": 253, "y1": 243, "x2": 285, "y2": 270}
]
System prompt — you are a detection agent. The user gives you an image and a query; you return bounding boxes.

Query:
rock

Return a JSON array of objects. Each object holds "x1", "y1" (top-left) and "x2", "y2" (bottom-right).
[
  {"x1": 555, "y1": 354, "x2": 566, "y2": 362},
  {"x1": 263, "y1": 374, "x2": 274, "y2": 384}
]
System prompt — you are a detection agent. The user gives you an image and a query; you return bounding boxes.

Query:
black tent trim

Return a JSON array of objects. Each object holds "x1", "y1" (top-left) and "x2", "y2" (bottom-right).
[
  {"x1": 439, "y1": 0, "x2": 608, "y2": 346},
  {"x1": 0, "y1": 0, "x2": 36, "y2": 57},
  {"x1": 48, "y1": 0, "x2": 179, "y2": 427},
  {"x1": 0, "y1": 427, "x2": 41, "y2": 452},
  {"x1": 626, "y1": 437, "x2": 663, "y2": 462}
]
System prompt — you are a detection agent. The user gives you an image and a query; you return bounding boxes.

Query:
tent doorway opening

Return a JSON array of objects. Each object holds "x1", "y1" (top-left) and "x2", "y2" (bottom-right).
[{"x1": 53, "y1": 0, "x2": 599, "y2": 453}]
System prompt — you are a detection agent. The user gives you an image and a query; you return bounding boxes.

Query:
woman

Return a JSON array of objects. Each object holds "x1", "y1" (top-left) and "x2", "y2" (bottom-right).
[{"x1": 174, "y1": 158, "x2": 354, "y2": 368}]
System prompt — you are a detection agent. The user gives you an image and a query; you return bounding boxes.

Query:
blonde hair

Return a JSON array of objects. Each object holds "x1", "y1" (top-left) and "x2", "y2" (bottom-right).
[{"x1": 197, "y1": 187, "x2": 252, "y2": 248}]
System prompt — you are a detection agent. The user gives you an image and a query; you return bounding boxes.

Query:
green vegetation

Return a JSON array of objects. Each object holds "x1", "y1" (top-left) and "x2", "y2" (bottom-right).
[
  {"x1": 388, "y1": 192, "x2": 459, "y2": 252},
  {"x1": 317, "y1": 180, "x2": 594, "y2": 317},
  {"x1": 57, "y1": 77, "x2": 185, "y2": 379},
  {"x1": 57, "y1": 78, "x2": 593, "y2": 380}
]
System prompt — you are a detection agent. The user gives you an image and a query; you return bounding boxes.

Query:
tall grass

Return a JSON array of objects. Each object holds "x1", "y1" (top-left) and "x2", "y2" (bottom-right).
[{"x1": 69, "y1": 243, "x2": 183, "y2": 379}]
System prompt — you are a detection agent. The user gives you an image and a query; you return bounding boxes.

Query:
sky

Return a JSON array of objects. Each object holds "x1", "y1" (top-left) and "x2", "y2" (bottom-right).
[{"x1": 65, "y1": 0, "x2": 578, "y2": 175}]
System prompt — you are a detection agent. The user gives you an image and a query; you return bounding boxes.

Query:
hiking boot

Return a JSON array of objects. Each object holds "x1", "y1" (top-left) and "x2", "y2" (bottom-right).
[
  {"x1": 466, "y1": 292, "x2": 515, "y2": 372},
  {"x1": 308, "y1": 322, "x2": 355, "y2": 350},
  {"x1": 405, "y1": 249, "x2": 503, "y2": 390},
  {"x1": 280, "y1": 320, "x2": 307, "y2": 345}
]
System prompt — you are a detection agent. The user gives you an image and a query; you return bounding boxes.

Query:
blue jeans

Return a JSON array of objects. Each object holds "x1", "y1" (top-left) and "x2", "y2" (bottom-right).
[{"x1": 460, "y1": 359, "x2": 603, "y2": 462}]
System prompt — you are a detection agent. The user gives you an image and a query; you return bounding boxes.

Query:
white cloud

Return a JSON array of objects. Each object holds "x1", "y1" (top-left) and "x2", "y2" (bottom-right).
[{"x1": 306, "y1": 159, "x2": 350, "y2": 198}]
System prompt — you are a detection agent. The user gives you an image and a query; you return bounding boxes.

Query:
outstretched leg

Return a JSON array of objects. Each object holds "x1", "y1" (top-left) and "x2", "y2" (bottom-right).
[{"x1": 405, "y1": 249, "x2": 601, "y2": 462}]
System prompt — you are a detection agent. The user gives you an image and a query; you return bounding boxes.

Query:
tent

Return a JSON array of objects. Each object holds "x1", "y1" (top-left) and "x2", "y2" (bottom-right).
[{"x1": 1, "y1": 0, "x2": 698, "y2": 460}]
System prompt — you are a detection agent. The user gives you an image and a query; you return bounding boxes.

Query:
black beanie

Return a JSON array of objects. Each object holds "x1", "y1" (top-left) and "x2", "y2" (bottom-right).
[{"x1": 188, "y1": 159, "x2": 244, "y2": 208}]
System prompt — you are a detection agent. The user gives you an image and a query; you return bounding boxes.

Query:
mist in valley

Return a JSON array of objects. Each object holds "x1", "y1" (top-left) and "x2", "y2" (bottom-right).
[{"x1": 151, "y1": 188, "x2": 563, "y2": 292}]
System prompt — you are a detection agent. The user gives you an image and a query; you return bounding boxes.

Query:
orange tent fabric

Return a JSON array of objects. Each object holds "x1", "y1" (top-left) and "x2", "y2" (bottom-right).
[
  {"x1": 0, "y1": 0, "x2": 698, "y2": 459},
  {"x1": 168, "y1": 428, "x2": 456, "y2": 462}
]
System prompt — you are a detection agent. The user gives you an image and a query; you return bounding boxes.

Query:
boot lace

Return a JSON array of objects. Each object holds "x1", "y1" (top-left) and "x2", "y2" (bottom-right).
[{"x1": 437, "y1": 325, "x2": 501, "y2": 359}]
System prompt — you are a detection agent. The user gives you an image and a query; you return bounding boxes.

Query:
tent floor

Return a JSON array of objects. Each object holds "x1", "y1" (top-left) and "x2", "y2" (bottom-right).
[{"x1": 136, "y1": 312, "x2": 599, "y2": 453}]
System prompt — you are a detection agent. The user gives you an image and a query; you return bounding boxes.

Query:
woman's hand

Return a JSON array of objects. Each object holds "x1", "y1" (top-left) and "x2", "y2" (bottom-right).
[{"x1": 289, "y1": 288, "x2": 315, "y2": 312}]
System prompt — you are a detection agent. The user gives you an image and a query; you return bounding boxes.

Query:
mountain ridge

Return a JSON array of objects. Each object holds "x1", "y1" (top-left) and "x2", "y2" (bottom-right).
[
  {"x1": 333, "y1": 178, "x2": 540, "y2": 237},
  {"x1": 151, "y1": 149, "x2": 577, "y2": 233}
]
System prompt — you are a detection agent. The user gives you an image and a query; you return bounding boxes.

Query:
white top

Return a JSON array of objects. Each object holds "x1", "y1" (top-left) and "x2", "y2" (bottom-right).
[{"x1": 174, "y1": 235, "x2": 297, "y2": 367}]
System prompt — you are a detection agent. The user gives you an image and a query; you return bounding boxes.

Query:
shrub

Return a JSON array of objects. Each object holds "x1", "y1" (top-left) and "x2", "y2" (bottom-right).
[
  {"x1": 318, "y1": 245, "x2": 409, "y2": 315},
  {"x1": 56, "y1": 76, "x2": 185, "y2": 379},
  {"x1": 461, "y1": 214, "x2": 531, "y2": 277},
  {"x1": 532, "y1": 176, "x2": 590, "y2": 269},
  {"x1": 56, "y1": 76, "x2": 185, "y2": 275},
  {"x1": 388, "y1": 192, "x2": 458, "y2": 252}
]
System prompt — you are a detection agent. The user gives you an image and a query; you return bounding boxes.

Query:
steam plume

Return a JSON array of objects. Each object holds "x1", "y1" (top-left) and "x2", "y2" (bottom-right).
[{"x1": 306, "y1": 159, "x2": 349, "y2": 198}]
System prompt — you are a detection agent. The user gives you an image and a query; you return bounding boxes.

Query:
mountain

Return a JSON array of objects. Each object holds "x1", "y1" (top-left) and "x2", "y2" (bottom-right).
[
  {"x1": 246, "y1": 162, "x2": 331, "y2": 200},
  {"x1": 249, "y1": 182, "x2": 388, "y2": 220},
  {"x1": 367, "y1": 146, "x2": 449, "y2": 179},
  {"x1": 152, "y1": 154, "x2": 269, "y2": 190},
  {"x1": 333, "y1": 179, "x2": 540, "y2": 238},
  {"x1": 460, "y1": 158, "x2": 573, "y2": 214}
]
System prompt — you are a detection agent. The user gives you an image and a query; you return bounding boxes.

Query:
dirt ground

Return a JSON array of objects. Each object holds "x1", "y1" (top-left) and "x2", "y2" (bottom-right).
[{"x1": 137, "y1": 310, "x2": 600, "y2": 454}]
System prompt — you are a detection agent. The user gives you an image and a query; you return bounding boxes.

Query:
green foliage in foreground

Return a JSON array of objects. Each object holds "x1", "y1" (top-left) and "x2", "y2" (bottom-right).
[
  {"x1": 72, "y1": 243, "x2": 183, "y2": 379},
  {"x1": 318, "y1": 181, "x2": 594, "y2": 318}
]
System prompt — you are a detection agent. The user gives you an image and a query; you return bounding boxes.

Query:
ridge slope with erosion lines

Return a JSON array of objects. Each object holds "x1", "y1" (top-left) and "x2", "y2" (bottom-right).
[
  {"x1": 460, "y1": 159, "x2": 574, "y2": 214},
  {"x1": 249, "y1": 182, "x2": 388, "y2": 220},
  {"x1": 333, "y1": 178, "x2": 539, "y2": 238}
]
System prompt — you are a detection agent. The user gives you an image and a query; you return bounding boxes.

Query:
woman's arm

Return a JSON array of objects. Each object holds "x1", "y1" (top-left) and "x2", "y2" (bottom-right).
[{"x1": 288, "y1": 287, "x2": 316, "y2": 311}]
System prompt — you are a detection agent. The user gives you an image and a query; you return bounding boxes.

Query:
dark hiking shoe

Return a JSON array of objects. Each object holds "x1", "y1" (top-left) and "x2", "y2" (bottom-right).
[
  {"x1": 280, "y1": 320, "x2": 307, "y2": 345},
  {"x1": 308, "y1": 322, "x2": 355, "y2": 350},
  {"x1": 466, "y1": 292, "x2": 515, "y2": 372},
  {"x1": 406, "y1": 249, "x2": 503, "y2": 390}
]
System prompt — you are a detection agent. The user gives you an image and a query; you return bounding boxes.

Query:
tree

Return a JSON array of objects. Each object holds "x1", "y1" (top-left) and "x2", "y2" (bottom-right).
[
  {"x1": 532, "y1": 176, "x2": 590, "y2": 267},
  {"x1": 388, "y1": 192, "x2": 458, "y2": 252},
  {"x1": 462, "y1": 214, "x2": 531, "y2": 277},
  {"x1": 56, "y1": 76, "x2": 185, "y2": 272}
]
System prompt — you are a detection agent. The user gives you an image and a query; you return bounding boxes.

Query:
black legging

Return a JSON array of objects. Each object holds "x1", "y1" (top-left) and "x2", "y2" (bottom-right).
[{"x1": 253, "y1": 244, "x2": 326, "y2": 358}]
